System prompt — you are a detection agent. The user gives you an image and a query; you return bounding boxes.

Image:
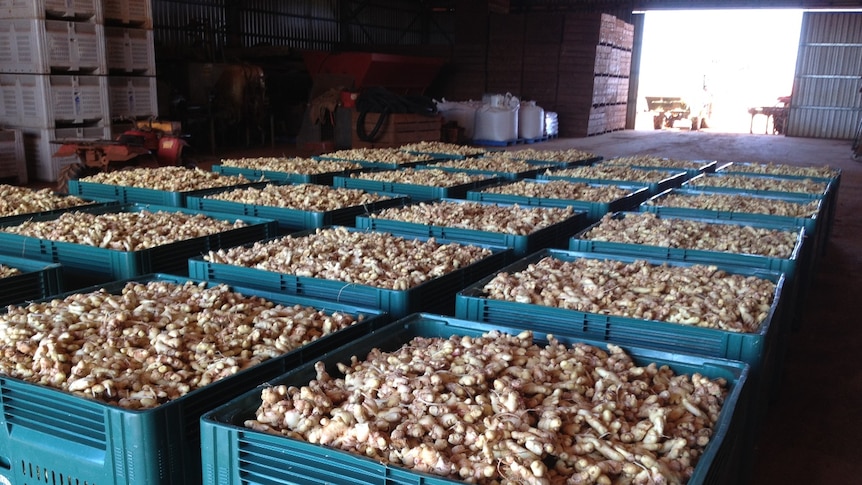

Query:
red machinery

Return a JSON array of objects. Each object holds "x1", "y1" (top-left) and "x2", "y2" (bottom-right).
[{"x1": 54, "y1": 120, "x2": 192, "y2": 190}]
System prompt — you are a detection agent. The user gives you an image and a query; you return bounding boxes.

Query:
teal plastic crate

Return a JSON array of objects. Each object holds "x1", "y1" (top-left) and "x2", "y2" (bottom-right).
[
  {"x1": 467, "y1": 178, "x2": 652, "y2": 222},
  {"x1": 538, "y1": 167, "x2": 688, "y2": 195},
  {"x1": 683, "y1": 172, "x2": 831, "y2": 199},
  {"x1": 68, "y1": 179, "x2": 269, "y2": 207},
  {"x1": 0, "y1": 195, "x2": 120, "y2": 228},
  {"x1": 506, "y1": 154, "x2": 603, "y2": 168},
  {"x1": 200, "y1": 313, "x2": 750, "y2": 485},
  {"x1": 571, "y1": 211, "x2": 806, "y2": 392},
  {"x1": 716, "y1": 161, "x2": 840, "y2": 183},
  {"x1": 333, "y1": 173, "x2": 500, "y2": 202},
  {"x1": 602, "y1": 159, "x2": 718, "y2": 177},
  {"x1": 638, "y1": 188, "x2": 821, "y2": 265},
  {"x1": 402, "y1": 150, "x2": 480, "y2": 160},
  {"x1": 188, "y1": 229, "x2": 513, "y2": 318},
  {"x1": 640, "y1": 188, "x2": 820, "y2": 238},
  {"x1": 456, "y1": 249, "x2": 786, "y2": 365},
  {"x1": 355, "y1": 198, "x2": 589, "y2": 256},
  {"x1": 711, "y1": 166, "x2": 839, "y2": 254},
  {"x1": 416, "y1": 160, "x2": 557, "y2": 181},
  {"x1": 0, "y1": 273, "x2": 389, "y2": 485},
  {"x1": 0, "y1": 253, "x2": 63, "y2": 306},
  {"x1": 570, "y1": 211, "x2": 805, "y2": 282},
  {"x1": 455, "y1": 248, "x2": 785, "y2": 438},
  {"x1": 314, "y1": 155, "x2": 432, "y2": 170},
  {"x1": 185, "y1": 191, "x2": 409, "y2": 233},
  {"x1": 639, "y1": 188, "x2": 822, "y2": 314},
  {"x1": 211, "y1": 163, "x2": 364, "y2": 186},
  {"x1": 399, "y1": 144, "x2": 489, "y2": 160},
  {"x1": 0, "y1": 203, "x2": 278, "y2": 286}
]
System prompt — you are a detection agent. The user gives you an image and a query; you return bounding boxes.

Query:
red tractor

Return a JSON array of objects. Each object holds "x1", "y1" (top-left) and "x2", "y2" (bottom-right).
[{"x1": 54, "y1": 119, "x2": 193, "y2": 191}]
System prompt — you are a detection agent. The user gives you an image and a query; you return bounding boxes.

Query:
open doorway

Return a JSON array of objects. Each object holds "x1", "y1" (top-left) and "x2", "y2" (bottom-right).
[{"x1": 635, "y1": 9, "x2": 803, "y2": 134}]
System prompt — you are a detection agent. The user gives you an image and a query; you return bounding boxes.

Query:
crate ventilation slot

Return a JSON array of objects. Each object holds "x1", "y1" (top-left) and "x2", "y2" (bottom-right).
[
  {"x1": 238, "y1": 436, "x2": 325, "y2": 483},
  {"x1": 2, "y1": 381, "x2": 107, "y2": 449},
  {"x1": 19, "y1": 460, "x2": 95, "y2": 485}
]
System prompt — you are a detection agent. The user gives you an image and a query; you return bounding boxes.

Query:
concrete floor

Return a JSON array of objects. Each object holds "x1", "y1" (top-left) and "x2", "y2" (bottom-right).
[{"x1": 206, "y1": 129, "x2": 861, "y2": 484}]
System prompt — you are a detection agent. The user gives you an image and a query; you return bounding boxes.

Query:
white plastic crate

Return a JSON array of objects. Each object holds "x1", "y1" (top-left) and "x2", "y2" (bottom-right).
[
  {"x1": 108, "y1": 76, "x2": 158, "y2": 120},
  {"x1": 102, "y1": 0, "x2": 152, "y2": 28},
  {"x1": 18, "y1": 125, "x2": 109, "y2": 182},
  {"x1": 0, "y1": 19, "x2": 106, "y2": 74},
  {"x1": 0, "y1": 128, "x2": 27, "y2": 185},
  {"x1": 104, "y1": 27, "x2": 156, "y2": 75},
  {"x1": 0, "y1": 73, "x2": 109, "y2": 127},
  {"x1": 0, "y1": 0, "x2": 101, "y2": 22}
]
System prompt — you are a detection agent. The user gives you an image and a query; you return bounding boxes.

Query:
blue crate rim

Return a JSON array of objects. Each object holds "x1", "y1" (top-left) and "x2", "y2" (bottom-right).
[
  {"x1": 574, "y1": 210, "x2": 807, "y2": 266},
  {"x1": 716, "y1": 161, "x2": 841, "y2": 182},
  {"x1": 185, "y1": 191, "x2": 411, "y2": 219},
  {"x1": 189, "y1": 226, "x2": 513, "y2": 294},
  {"x1": 459, "y1": 247, "x2": 787, "y2": 338},
  {"x1": 358, "y1": 198, "x2": 588, "y2": 237},
  {"x1": 0, "y1": 253, "x2": 63, "y2": 274},
  {"x1": 686, "y1": 172, "x2": 834, "y2": 196},
  {"x1": 467, "y1": 178, "x2": 652, "y2": 203},
  {"x1": 212, "y1": 163, "x2": 365, "y2": 182}
]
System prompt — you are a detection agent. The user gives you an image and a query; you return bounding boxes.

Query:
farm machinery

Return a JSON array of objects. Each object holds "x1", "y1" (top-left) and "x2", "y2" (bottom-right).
[
  {"x1": 645, "y1": 96, "x2": 711, "y2": 131},
  {"x1": 54, "y1": 119, "x2": 193, "y2": 191}
]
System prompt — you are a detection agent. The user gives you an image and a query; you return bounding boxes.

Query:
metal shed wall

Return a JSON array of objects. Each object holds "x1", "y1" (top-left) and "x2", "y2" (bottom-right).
[
  {"x1": 151, "y1": 0, "x2": 455, "y2": 59},
  {"x1": 787, "y1": 11, "x2": 862, "y2": 139}
]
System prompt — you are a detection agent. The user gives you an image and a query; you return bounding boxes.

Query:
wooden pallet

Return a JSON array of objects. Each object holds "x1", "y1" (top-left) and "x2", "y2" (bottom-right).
[{"x1": 352, "y1": 112, "x2": 441, "y2": 149}]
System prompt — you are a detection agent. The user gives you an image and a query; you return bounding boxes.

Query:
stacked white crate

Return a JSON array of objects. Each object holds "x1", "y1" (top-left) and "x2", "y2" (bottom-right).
[
  {"x1": 103, "y1": 0, "x2": 157, "y2": 127},
  {"x1": 0, "y1": 128, "x2": 26, "y2": 184},
  {"x1": 0, "y1": 0, "x2": 103, "y2": 22},
  {"x1": 0, "y1": 0, "x2": 109, "y2": 182},
  {"x1": 0, "y1": 0, "x2": 156, "y2": 182}
]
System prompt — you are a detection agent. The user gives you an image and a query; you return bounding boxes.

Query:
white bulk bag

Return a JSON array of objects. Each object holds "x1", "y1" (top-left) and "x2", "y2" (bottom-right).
[
  {"x1": 435, "y1": 99, "x2": 482, "y2": 139},
  {"x1": 474, "y1": 93, "x2": 519, "y2": 142}
]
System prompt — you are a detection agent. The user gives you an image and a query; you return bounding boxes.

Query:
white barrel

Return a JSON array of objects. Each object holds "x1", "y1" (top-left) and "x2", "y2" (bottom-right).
[{"x1": 518, "y1": 101, "x2": 545, "y2": 139}]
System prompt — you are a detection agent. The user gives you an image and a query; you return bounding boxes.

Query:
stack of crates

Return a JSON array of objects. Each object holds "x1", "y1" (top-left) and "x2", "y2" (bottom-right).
[
  {"x1": 0, "y1": 0, "x2": 108, "y2": 182},
  {"x1": 0, "y1": 0, "x2": 156, "y2": 183},
  {"x1": 102, "y1": 0, "x2": 157, "y2": 136}
]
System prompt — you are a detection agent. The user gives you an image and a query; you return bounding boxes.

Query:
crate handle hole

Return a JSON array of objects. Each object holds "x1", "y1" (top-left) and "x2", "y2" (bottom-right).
[{"x1": 0, "y1": 456, "x2": 9, "y2": 470}]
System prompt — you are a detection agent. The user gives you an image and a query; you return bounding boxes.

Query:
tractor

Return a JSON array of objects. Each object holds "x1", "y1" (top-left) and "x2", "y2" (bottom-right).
[
  {"x1": 54, "y1": 119, "x2": 193, "y2": 192},
  {"x1": 645, "y1": 96, "x2": 711, "y2": 131}
]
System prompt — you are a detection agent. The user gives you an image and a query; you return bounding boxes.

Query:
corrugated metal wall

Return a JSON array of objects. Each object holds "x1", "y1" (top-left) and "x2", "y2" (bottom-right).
[
  {"x1": 153, "y1": 0, "x2": 227, "y2": 60},
  {"x1": 238, "y1": 1, "x2": 341, "y2": 50},
  {"x1": 152, "y1": 0, "x2": 454, "y2": 59},
  {"x1": 787, "y1": 11, "x2": 862, "y2": 139}
]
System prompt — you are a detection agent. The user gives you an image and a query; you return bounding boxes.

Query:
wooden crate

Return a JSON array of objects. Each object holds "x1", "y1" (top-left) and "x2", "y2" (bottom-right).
[{"x1": 352, "y1": 112, "x2": 441, "y2": 149}]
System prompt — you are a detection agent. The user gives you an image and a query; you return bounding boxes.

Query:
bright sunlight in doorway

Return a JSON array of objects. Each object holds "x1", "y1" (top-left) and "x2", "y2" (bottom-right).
[{"x1": 635, "y1": 9, "x2": 803, "y2": 134}]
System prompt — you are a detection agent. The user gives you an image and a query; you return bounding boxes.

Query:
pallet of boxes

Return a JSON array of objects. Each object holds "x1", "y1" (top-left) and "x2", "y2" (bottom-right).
[
  {"x1": 0, "y1": 0, "x2": 157, "y2": 183},
  {"x1": 351, "y1": 89, "x2": 442, "y2": 148}
]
